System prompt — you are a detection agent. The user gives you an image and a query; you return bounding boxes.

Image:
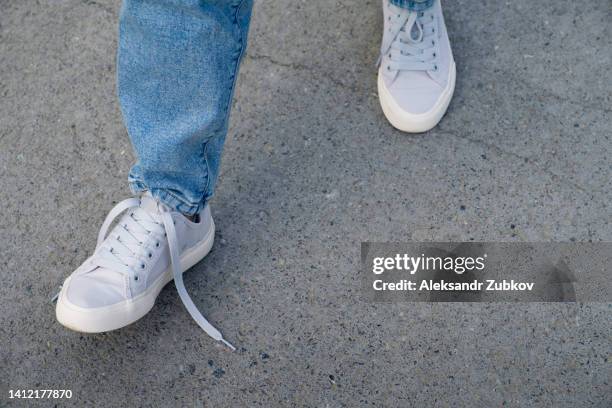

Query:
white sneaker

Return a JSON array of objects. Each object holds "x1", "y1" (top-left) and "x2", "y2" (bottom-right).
[
  {"x1": 378, "y1": 0, "x2": 456, "y2": 133},
  {"x1": 55, "y1": 193, "x2": 235, "y2": 350}
]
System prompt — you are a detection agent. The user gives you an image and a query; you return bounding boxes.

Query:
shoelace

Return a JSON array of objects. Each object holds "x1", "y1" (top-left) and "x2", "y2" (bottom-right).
[
  {"x1": 379, "y1": 7, "x2": 439, "y2": 74},
  {"x1": 91, "y1": 196, "x2": 235, "y2": 351}
]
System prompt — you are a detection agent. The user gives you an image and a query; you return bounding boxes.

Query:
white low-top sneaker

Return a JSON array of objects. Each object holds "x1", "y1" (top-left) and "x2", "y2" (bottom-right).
[
  {"x1": 378, "y1": 0, "x2": 456, "y2": 133},
  {"x1": 56, "y1": 193, "x2": 234, "y2": 350}
]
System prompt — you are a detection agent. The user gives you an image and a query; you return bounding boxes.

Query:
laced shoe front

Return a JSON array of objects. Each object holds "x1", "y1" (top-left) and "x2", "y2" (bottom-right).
[
  {"x1": 377, "y1": 0, "x2": 456, "y2": 133},
  {"x1": 55, "y1": 193, "x2": 234, "y2": 350}
]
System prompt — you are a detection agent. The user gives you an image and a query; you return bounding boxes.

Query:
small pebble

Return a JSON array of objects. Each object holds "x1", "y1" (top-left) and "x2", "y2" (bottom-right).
[{"x1": 212, "y1": 368, "x2": 225, "y2": 379}]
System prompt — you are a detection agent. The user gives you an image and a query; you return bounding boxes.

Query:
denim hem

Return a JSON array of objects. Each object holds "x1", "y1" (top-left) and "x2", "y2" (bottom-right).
[
  {"x1": 129, "y1": 179, "x2": 206, "y2": 217},
  {"x1": 389, "y1": 0, "x2": 434, "y2": 11}
]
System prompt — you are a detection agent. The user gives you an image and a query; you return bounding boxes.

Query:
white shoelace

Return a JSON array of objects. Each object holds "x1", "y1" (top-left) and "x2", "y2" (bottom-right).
[
  {"x1": 92, "y1": 196, "x2": 235, "y2": 351},
  {"x1": 379, "y1": 7, "x2": 439, "y2": 74}
]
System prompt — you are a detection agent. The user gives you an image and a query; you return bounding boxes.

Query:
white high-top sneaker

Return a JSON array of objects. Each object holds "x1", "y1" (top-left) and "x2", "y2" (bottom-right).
[
  {"x1": 55, "y1": 193, "x2": 234, "y2": 350},
  {"x1": 378, "y1": 0, "x2": 456, "y2": 133}
]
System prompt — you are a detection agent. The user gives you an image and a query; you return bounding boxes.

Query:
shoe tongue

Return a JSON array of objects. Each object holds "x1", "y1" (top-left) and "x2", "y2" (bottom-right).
[
  {"x1": 140, "y1": 193, "x2": 158, "y2": 213},
  {"x1": 140, "y1": 191, "x2": 172, "y2": 214}
]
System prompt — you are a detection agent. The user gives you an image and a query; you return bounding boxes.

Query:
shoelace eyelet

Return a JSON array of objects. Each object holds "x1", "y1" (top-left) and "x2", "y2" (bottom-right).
[
  {"x1": 140, "y1": 263, "x2": 145, "y2": 269},
  {"x1": 156, "y1": 242, "x2": 160, "y2": 247},
  {"x1": 148, "y1": 253, "x2": 153, "y2": 258},
  {"x1": 134, "y1": 275, "x2": 139, "y2": 281}
]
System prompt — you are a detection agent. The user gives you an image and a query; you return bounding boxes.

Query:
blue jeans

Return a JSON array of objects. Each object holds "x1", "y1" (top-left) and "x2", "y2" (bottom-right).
[
  {"x1": 119, "y1": 0, "x2": 253, "y2": 216},
  {"x1": 389, "y1": 0, "x2": 434, "y2": 11},
  {"x1": 118, "y1": 0, "x2": 433, "y2": 216}
]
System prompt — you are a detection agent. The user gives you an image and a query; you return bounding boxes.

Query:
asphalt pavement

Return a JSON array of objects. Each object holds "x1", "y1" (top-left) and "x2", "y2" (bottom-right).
[{"x1": 1, "y1": 0, "x2": 610, "y2": 406}]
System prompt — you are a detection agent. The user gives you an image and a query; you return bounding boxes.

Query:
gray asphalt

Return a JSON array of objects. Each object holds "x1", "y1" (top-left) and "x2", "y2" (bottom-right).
[{"x1": 1, "y1": 0, "x2": 611, "y2": 407}]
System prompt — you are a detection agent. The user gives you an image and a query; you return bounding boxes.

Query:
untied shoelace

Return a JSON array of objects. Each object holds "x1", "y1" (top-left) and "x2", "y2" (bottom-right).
[{"x1": 92, "y1": 196, "x2": 235, "y2": 350}]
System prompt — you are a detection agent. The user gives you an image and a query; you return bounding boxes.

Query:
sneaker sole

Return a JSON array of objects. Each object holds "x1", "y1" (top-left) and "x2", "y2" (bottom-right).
[
  {"x1": 378, "y1": 61, "x2": 456, "y2": 133},
  {"x1": 55, "y1": 221, "x2": 215, "y2": 333}
]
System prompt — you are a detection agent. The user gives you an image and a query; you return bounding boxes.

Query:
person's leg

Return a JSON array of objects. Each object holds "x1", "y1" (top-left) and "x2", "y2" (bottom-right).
[
  {"x1": 119, "y1": 0, "x2": 253, "y2": 216},
  {"x1": 378, "y1": 0, "x2": 455, "y2": 133},
  {"x1": 56, "y1": 0, "x2": 253, "y2": 347},
  {"x1": 388, "y1": 0, "x2": 434, "y2": 11}
]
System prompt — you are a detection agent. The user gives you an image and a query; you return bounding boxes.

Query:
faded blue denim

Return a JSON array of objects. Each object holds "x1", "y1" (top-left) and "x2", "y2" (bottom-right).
[
  {"x1": 389, "y1": 0, "x2": 434, "y2": 11},
  {"x1": 118, "y1": 0, "x2": 430, "y2": 216},
  {"x1": 119, "y1": 0, "x2": 253, "y2": 216}
]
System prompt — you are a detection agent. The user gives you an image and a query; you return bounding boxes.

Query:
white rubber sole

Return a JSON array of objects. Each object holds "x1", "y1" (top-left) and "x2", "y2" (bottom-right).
[
  {"x1": 378, "y1": 61, "x2": 456, "y2": 133},
  {"x1": 56, "y1": 222, "x2": 215, "y2": 333}
]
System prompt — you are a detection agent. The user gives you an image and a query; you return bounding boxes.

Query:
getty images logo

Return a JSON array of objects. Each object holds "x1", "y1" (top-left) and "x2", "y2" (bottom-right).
[{"x1": 372, "y1": 253, "x2": 487, "y2": 275}]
